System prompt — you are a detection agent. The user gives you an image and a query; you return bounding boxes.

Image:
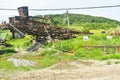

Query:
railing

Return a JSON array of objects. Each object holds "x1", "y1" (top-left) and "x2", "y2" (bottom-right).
[{"x1": 81, "y1": 46, "x2": 120, "y2": 54}]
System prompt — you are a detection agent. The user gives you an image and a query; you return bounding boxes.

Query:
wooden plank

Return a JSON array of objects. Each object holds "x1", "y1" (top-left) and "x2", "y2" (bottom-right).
[{"x1": 81, "y1": 46, "x2": 120, "y2": 53}]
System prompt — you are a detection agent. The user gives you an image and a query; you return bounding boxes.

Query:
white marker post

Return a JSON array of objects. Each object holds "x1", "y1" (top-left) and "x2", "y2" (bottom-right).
[
  {"x1": 83, "y1": 36, "x2": 89, "y2": 41},
  {"x1": 83, "y1": 36, "x2": 89, "y2": 53}
]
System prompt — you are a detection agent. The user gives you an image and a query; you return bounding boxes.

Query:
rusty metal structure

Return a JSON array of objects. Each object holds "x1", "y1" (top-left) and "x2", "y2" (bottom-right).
[{"x1": 0, "y1": 6, "x2": 91, "y2": 43}]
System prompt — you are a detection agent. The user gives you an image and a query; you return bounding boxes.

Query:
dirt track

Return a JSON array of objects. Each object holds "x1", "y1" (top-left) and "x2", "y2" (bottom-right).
[{"x1": 2, "y1": 59, "x2": 120, "y2": 80}]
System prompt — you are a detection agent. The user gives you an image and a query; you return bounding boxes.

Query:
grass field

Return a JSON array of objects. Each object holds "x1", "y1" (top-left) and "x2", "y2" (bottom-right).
[{"x1": 1, "y1": 29, "x2": 120, "y2": 72}]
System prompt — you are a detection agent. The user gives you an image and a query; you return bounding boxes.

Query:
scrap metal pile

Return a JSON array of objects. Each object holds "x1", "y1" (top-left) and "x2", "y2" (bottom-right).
[{"x1": 0, "y1": 6, "x2": 91, "y2": 43}]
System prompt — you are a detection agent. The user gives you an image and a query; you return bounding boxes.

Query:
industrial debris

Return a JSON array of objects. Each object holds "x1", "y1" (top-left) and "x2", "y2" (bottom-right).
[
  {"x1": 0, "y1": 6, "x2": 92, "y2": 52},
  {"x1": 0, "y1": 6, "x2": 92, "y2": 43}
]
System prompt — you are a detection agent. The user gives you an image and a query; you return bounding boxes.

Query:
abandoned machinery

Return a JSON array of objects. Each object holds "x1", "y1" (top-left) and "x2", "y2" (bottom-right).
[{"x1": 0, "y1": 6, "x2": 91, "y2": 43}]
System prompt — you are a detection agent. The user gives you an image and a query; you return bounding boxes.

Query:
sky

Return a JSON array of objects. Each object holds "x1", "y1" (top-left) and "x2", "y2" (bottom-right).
[{"x1": 0, "y1": 0, "x2": 120, "y2": 23}]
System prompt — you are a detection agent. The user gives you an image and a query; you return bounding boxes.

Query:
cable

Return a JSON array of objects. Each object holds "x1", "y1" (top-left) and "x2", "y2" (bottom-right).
[
  {"x1": 0, "y1": 4, "x2": 120, "y2": 11},
  {"x1": 30, "y1": 5, "x2": 120, "y2": 11},
  {"x1": 0, "y1": 9, "x2": 16, "y2": 11}
]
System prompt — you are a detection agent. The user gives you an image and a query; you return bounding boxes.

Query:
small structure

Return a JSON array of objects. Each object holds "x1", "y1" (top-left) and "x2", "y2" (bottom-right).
[
  {"x1": 106, "y1": 36, "x2": 112, "y2": 40},
  {"x1": 83, "y1": 36, "x2": 89, "y2": 41}
]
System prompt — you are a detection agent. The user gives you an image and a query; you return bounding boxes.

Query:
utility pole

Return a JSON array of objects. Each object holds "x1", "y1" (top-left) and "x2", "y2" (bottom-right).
[{"x1": 66, "y1": 9, "x2": 70, "y2": 28}]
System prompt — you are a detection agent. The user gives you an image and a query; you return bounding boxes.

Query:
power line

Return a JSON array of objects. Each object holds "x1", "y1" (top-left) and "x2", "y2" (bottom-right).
[
  {"x1": 0, "y1": 4, "x2": 120, "y2": 11},
  {"x1": 0, "y1": 8, "x2": 17, "y2": 11},
  {"x1": 30, "y1": 5, "x2": 120, "y2": 11}
]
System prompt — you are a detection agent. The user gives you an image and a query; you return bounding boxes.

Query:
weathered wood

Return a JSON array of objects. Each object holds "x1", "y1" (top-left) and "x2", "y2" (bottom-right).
[
  {"x1": 81, "y1": 46, "x2": 120, "y2": 54},
  {"x1": 0, "y1": 6, "x2": 93, "y2": 43}
]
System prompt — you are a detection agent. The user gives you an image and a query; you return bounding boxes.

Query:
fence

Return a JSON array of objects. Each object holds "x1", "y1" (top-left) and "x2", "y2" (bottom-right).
[{"x1": 81, "y1": 46, "x2": 120, "y2": 54}]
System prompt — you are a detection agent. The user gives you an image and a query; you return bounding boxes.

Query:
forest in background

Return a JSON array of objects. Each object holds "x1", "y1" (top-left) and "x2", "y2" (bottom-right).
[{"x1": 36, "y1": 13, "x2": 120, "y2": 30}]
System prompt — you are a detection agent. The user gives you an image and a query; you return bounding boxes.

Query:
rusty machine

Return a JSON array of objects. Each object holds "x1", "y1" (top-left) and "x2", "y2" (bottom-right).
[
  {"x1": 6, "y1": 6, "x2": 83, "y2": 42},
  {"x1": 0, "y1": 6, "x2": 92, "y2": 44},
  {"x1": 0, "y1": 6, "x2": 93, "y2": 51}
]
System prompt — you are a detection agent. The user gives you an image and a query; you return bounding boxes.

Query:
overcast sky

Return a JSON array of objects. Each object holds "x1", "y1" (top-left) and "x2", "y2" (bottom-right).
[{"x1": 0, "y1": 0, "x2": 120, "y2": 22}]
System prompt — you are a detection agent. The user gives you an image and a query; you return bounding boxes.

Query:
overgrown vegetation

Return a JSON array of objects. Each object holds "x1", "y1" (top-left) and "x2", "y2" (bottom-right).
[
  {"x1": 36, "y1": 13, "x2": 120, "y2": 30},
  {"x1": 1, "y1": 14, "x2": 120, "y2": 72},
  {"x1": 1, "y1": 32, "x2": 120, "y2": 71}
]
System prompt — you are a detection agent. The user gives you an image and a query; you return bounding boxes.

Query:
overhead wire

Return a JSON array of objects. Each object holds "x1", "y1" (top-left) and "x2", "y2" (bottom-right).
[
  {"x1": 30, "y1": 4, "x2": 120, "y2": 11},
  {"x1": 0, "y1": 4, "x2": 120, "y2": 11}
]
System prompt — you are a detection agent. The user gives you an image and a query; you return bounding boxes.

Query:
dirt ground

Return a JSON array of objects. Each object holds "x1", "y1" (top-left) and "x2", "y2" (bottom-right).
[{"x1": 1, "y1": 59, "x2": 120, "y2": 80}]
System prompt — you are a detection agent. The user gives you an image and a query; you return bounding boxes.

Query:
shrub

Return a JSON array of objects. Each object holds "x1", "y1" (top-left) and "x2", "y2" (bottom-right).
[{"x1": 41, "y1": 50, "x2": 57, "y2": 56}]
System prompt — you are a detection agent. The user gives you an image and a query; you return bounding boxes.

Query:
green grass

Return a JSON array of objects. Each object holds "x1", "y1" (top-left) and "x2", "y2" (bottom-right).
[
  {"x1": 99, "y1": 54, "x2": 120, "y2": 60},
  {"x1": 1, "y1": 30, "x2": 120, "y2": 72},
  {"x1": 7, "y1": 34, "x2": 33, "y2": 49},
  {"x1": 38, "y1": 56, "x2": 59, "y2": 68},
  {"x1": 38, "y1": 55, "x2": 75, "y2": 68},
  {"x1": 0, "y1": 48, "x2": 120, "y2": 72},
  {"x1": 24, "y1": 53, "x2": 75, "y2": 68}
]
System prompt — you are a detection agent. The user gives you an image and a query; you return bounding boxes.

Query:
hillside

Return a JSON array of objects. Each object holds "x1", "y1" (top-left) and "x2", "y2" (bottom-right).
[{"x1": 37, "y1": 13, "x2": 120, "y2": 30}]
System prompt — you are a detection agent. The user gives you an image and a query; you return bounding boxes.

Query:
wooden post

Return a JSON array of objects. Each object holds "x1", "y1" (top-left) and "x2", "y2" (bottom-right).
[
  {"x1": 66, "y1": 10, "x2": 70, "y2": 28},
  {"x1": 116, "y1": 46, "x2": 120, "y2": 53},
  {"x1": 11, "y1": 31, "x2": 15, "y2": 39},
  {"x1": 118, "y1": 46, "x2": 120, "y2": 53},
  {"x1": 103, "y1": 46, "x2": 107, "y2": 54}
]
